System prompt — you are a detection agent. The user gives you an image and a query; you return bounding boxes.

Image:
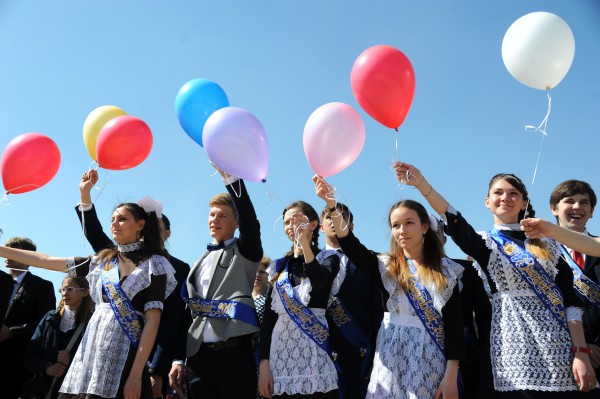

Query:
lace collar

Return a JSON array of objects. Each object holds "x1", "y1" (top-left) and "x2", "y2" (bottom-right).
[
  {"x1": 117, "y1": 241, "x2": 143, "y2": 253},
  {"x1": 493, "y1": 223, "x2": 521, "y2": 231},
  {"x1": 60, "y1": 307, "x2": 77, "y2": 332}
]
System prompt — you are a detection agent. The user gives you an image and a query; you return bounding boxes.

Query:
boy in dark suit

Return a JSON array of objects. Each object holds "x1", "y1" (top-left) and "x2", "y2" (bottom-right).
[
  {"x1": 320, "y1": 203, "x2": 383, "y2": 399},
  {"x1": 550, "y1": 179, "x2": 600, "y2": 376},
  {"x1": 0, "y1": 237, "x2": 55, "y2": 399}
]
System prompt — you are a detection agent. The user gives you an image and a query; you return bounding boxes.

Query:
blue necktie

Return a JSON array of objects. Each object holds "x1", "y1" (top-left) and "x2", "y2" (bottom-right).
[{"x1": 207, "y1": 241, "x2": 225, "y2": 252}]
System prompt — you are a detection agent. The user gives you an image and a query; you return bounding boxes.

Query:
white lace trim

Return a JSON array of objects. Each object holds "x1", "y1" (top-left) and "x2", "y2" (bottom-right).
[
  {"x1": 59, "y1": 308, "x2": 77, "y2": 332},
  {"x1": 269, "y1": 307, "x2": 337, "y2": 395},
  {"x1": 479, "y1": 232, "x2": 579, "y2": 391},
  {"x1": 86, "y1": 254, "x2": 177, "y2": 306},
  {"x1": 566, "y1": 306, "x2": 583, "y2": 322},
  {"x1": 60, "y1": 303, "x2": 130, "y2": 397},
  {"x1": 144, "y1": 300, "x2": 164, "y2": 312}
]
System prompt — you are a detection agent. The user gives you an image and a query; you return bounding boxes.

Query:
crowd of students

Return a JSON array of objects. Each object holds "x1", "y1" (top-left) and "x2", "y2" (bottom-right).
[{"x1": 1, "y1": 163, "x2": 600, "y2": 399}]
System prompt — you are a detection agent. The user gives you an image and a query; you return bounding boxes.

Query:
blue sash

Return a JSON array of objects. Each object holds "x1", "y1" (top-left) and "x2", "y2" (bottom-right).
[
  {"x1": 404, "y1": 258, "x2": 445, "y2": 354},
  {"x1": 560, "y1": 246, "x2": 600, "y2": 311},
  {"x1": 100, "y1": 259, "x2": 143, "y2": 347},
  {"x1": 488, "y1": 229, "x2": 568, "y2": 331},
  {"x1": 275, "y1": 259, "x2": 330, "y2": 356},
  {"x1": 318, "y1": 249, "x2": 373, "y2": 378},
  {"x1": 180, "y1": 278, "x2": 259, "y2": 327}
]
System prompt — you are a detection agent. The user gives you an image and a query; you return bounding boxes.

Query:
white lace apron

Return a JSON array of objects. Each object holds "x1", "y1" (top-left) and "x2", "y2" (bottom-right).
[{"x1": 366, "y1": 256, "x2": 459, "y2": 399}]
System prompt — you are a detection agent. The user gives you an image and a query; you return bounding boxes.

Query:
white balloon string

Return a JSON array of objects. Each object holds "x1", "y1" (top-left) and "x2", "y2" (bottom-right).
[
  {"x1": 395, "y1": 128, "x2": 399, "y2": 162},
  {"x1": 262, "y1": 174, "x2": 285, "y2": 207},
  {"x1": 525, "y1": 90, "x2": 551, "y2": 185},
  {"x1": 320, "y1": 183, "x2": 351, "y2": 233},
  {"x1": 292, "y1": 213, "x2": 310, "y2": 254},
  {"x1": 66, "y1": 258, "x2": 93, "y2": 272},
  {"x1": 0, "y1": 193, "x2": 9, "y2": 206},
  {"x1": 93, "y1": 171, "x2": 110, "y2": 203}
]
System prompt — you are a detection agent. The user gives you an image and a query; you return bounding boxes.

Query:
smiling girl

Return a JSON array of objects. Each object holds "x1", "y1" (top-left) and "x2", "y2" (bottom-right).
[
  {"x1": 313, "y1": 176, "x2": 465, "y2": 399},
  {"x1": 395, "y1": 161, "x2": 597, "y2": 398},
  {"x1": 0, "y1": 195, "x2": 176, "y2": 399}
]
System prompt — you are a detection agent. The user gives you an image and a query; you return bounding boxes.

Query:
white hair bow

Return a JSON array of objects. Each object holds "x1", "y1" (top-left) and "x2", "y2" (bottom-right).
[{"x1": 137, "y1": 196, "x2": 163, "y2": 218}]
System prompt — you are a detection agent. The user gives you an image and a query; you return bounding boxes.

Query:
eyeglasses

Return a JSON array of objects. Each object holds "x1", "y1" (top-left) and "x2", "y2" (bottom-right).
[{"x1": 58, "y1": 287, "x2": 86, "y2": 294}]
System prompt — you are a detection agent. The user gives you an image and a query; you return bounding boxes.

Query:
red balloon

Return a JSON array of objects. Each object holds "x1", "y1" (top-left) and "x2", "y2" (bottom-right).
[
  {"x1": 351, "y1": 45, "x2": 416, "y2": 129},
  {"x1": 1, "y1": 133, "x2": 61, "y2": 194},
  {"x1": 96, "y1": 115, "x2": 153, "y2": 170}
]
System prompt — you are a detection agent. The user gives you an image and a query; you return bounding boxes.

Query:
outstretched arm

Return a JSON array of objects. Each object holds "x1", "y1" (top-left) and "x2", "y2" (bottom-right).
[
  {"x1": 393, "y1": 161, "x2": 449, "y2": 214},
  {"x1": 521, "y1": 218, "x2": 600, "y2": 257},
  {"x1": 0, "y1": 246, "x2": 67, "y2": 271}
]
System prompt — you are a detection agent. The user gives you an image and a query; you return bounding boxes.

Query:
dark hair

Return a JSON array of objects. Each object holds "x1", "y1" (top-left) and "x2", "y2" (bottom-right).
[
  {"x1": 5, "y1": 237, "x2": 36, "y2": 251},
  {"x1": 488, "y1": 173, "x2": 536, "y2": 221},
  {"x1": 282, "y1": 201, "x2": 320, "y2": 256},
  {"x1": 549, "y1": 180, "x2": 597, "y2": 221},
  {"x1": 319, "y1": 202, "x2": 354, "y2": 224},
  {"x1": 97, "y1": 203, "x2": 166, "y2": 264},
  {"x1": 59, "y1": 276, "x2": 93, "y2": 325},
  {"x1": 161, "y1": 213, "x2": 171, "y2": 231},
  {"x1": 387, "y1": 200, "x2": 447, "y2": 291}
]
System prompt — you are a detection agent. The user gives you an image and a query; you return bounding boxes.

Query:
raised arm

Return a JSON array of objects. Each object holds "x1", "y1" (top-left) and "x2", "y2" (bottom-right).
[
  {"x1": 393, "y1": 162, "x2": 492, "y2": 269},
  {"x1": 521, "y1": 218, "x2": 600, "y2": 257},
  {"x1": 0, "y1": 246, "x2": 67, "y2": 272},
  {"x1": 76, "y1": 170, "x2": 113, "y2": 253}
]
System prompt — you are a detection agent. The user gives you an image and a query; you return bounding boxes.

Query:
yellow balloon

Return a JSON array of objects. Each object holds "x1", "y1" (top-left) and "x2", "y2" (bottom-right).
[{"x1": 83, "y1": 105, "x2": 127, "y2": 160}]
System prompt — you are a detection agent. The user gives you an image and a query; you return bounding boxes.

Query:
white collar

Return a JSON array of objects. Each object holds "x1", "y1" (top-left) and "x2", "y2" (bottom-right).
[
  {"x1": 325, "y1": 243, "x2": 341, "y2": 251},
  {"x1": 14, "y1": 271, "x2": 28, "y2": 284},
  {"x1": 493, "y1": 223, "x2": 521, "y2": 231}
]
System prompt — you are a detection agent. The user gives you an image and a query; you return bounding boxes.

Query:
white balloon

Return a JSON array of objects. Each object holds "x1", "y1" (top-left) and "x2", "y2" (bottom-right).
[{"x1": 502, "y1": 12, "x2": 575, "y2": 90}]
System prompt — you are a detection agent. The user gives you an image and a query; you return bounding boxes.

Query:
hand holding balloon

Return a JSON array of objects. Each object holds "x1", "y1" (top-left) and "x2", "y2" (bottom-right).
[
  {"x1": 312, "y1": 175, "x2": 336, "y2": 210},
  {"x1": 80, "y1": 170, "x2": 99, "y2": 206}
]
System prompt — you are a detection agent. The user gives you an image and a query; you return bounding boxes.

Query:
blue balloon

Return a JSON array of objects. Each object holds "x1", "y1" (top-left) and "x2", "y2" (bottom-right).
[{"x1": 175, "y1": 78, "x2": 229, "y2": 147}]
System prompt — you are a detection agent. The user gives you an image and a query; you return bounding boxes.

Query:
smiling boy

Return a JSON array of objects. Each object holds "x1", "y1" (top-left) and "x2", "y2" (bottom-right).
[{"x1": 550, "y1": 179, "x2": 600, "y2": 376}]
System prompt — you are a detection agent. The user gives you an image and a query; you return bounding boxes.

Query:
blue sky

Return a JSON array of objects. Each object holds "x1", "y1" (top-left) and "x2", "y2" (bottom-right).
[{"x1": 1, "y1": 1, "x2": 599, "y2": 298}]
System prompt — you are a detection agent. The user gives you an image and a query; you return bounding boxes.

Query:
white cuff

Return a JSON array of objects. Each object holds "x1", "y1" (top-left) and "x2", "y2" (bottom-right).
[
  {"x1": 172, "y1": 360, "x2": 185, "y2": 366},
  {"x1": 566, "y1": 306, "x2": 584, "y2": 322},
  {"x1": 222, "y1": 175, "x2": 240, "y2": 185},
  {"x1": 77, "y1": 203, "x2": 93, "y2": 211}
]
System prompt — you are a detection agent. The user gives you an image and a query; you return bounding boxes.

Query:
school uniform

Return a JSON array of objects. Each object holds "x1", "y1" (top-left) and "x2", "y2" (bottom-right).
[{"x1": 179, "y1": 179, "x2": 263, "y2": 399}]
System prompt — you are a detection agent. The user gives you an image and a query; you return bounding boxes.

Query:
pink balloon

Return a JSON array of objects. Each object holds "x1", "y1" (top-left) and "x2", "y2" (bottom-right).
[
  {"x1": 203, "y1": 107, "x2": 269, "y2": 182},
  {"x1": 1, "y1": 133, "x2": 61, "y2": 194},
  {"x1": 96, "y1": 116, "x2": 153, "y2": 170},
  {"x1": 303, "y1": 103, "x2": 365, "y2": 177}
]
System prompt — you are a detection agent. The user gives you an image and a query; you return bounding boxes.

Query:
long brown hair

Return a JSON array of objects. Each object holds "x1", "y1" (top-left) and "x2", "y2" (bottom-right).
[
  {"x1": 488, "y1": 174, "x2": 552, "y2": 261},
  {"x1": 96, "y1": 203, "x2": 166, "y2": 265},
  {"x1": 58, "y1": 276, "x2": 93, "y2": 325},
  {"x1": 386, "y1": 200, "x2": 447, "y2": 292}
]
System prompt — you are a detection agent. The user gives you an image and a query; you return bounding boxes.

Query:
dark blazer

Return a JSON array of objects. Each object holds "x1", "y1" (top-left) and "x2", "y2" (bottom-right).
[
  {"x1": 327, "y1": 252, "x2": 384, "y2": 399},
  {"x1": 0, "y1": 271, "x2": 55, "y2": 399},
  {"x1": 0, "y1": 269, "x2": 13, "y2": 326},
  {"x1": 581, "y1": 243, "x2": 600, "y2": 347},
  {"x1": 75, "y1": 204, "x2": 191, "y2": 390},
  {"x1": 23, "y1": 309, "x2": 85, "y2": 399}
]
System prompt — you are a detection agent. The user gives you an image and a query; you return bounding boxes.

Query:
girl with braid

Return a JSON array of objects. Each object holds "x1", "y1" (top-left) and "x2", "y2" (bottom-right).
[
  {"x1": 258, "y1": 201, "x2": 340, "y2": 398},
  {"x1": 395, "y1": 161, "x2": 597, "y2": 397}
]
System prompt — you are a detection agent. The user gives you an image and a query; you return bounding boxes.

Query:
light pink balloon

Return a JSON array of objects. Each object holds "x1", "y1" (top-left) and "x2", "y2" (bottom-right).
[{"x1": 303, "y1": 102, "x2": 365, "y2": 177}]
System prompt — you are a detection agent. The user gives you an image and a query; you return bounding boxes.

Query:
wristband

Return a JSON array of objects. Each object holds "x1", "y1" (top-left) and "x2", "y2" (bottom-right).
[{"x1": 571, "y1": 346, "x2": 592, "y2": 355}]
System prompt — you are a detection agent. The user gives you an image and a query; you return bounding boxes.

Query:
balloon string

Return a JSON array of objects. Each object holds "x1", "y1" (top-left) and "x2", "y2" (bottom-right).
[
  {"x1": 394, "y1": 128, "x2": 399, "y2": 162},
  {"x1": 525, "y1": 89, "x2": 551, "y2": 186},
  {"x1": 318, "y1": 183, "x2": 351, "y2": 233},
  {"x1": 93, "y1": 172, "x2": 110, "y2": 203},
  {"x1": 223, "y1": 175, "x2": 242, "y2": 198}
]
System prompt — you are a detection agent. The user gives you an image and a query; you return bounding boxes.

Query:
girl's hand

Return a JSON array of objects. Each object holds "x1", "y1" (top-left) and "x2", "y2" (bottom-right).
[
  {"x1": 520, "y1": 218, "x2": 550, "y2": 239},
  {"x1": 573, "y1": 353, "x2": 597, "y2": 392},
  {"x1": 79, "y1": 170, "x2": 98, "y2": 193},
  {"x1": 312, "y1": 175, "x2": 336, "y2": 209},
  {"x1": 168, "y1": 364, "x2": 184, "y2": 391},
  {"x1": 258, "y1": 360, "x2": 274, "y2": 398},
  {"x1": 123, "y1": 375, "x2": 142, "y2": 399},
  {"x1": 393, "y1": 161, "x2": 424, "y2": 188},
  {"x1": 434, "y1": 373, "x2": 459, "y2": 399}
]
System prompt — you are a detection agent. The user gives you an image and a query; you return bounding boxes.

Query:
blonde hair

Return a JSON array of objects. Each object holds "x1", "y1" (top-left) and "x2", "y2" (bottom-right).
[
  {"x1": 209, "y1": 193, "x2": 236, "y2": 219},
  {"x1": 386, "y1": 200, "x2": 447, "y2": 293}
]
